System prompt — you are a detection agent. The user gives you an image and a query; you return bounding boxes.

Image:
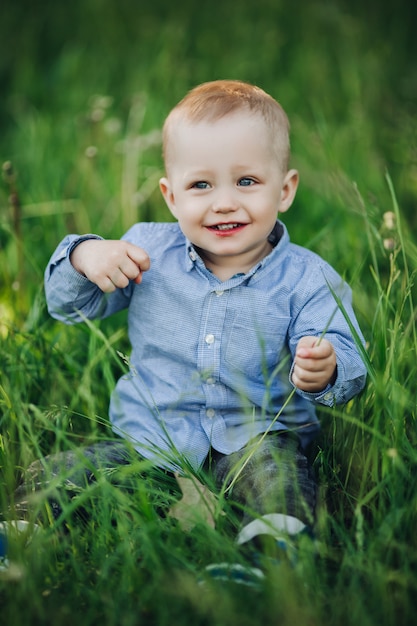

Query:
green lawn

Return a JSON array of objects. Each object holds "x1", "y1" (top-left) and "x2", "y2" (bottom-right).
[{"x1": 1, "y1": 1, "x2": 417, "y2": 624}]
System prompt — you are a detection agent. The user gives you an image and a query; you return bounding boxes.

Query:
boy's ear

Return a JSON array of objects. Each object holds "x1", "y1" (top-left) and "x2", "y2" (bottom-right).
[
  {"x1": 278, "y1": 169, "x2": 299, "y2": 214},
  {"x1": 159, "y1": 177, "x2": 177, "y2": 218}
]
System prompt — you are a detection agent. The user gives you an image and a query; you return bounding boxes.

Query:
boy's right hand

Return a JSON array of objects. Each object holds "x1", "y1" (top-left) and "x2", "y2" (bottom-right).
[{"x1": 70, "y1": 239, "x2": 151, "y2": 292}]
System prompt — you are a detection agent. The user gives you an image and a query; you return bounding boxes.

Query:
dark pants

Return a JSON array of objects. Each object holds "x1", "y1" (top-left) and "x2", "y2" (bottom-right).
[
  {"x1": 208, "y1": 433, "x2": 316, "y2": 527},
  {"x1": 12, "y1": 433, "x2": 316, "y2": 529}
]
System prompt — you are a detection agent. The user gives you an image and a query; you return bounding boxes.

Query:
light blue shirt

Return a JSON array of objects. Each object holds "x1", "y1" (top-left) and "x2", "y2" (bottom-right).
[{"x1": 45, "y1": 221, "x2": 367, "y2": 471}]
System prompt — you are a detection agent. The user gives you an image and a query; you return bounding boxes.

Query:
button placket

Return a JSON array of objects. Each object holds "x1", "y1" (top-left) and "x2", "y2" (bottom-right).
[{"x1": 197, "y1": 290, "x2": 229, "y2": 418}]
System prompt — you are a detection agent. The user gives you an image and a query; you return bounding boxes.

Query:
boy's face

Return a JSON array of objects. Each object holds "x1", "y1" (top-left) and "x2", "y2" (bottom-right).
[{"x1": 159, "y1": 110, "x2": 298, "y2": 279}]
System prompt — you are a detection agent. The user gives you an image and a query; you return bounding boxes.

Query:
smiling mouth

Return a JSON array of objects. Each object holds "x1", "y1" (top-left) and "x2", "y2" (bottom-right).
[{"x1": 208, "y1": 223, "x2": 244, "y2": 231}]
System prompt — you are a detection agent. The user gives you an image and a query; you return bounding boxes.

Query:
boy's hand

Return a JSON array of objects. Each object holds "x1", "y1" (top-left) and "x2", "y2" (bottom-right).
[
  {"x1": 70, "y1": 240, "x2": 151, "y2": 293},
  {"x1": 291, "y1": 336, "x2": 337, "y2": 393}
]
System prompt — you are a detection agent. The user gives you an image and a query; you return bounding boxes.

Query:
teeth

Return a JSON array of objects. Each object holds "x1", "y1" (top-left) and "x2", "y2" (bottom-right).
[{"x1": 216, "y1": 223, "x2": 239, "y2": 230}]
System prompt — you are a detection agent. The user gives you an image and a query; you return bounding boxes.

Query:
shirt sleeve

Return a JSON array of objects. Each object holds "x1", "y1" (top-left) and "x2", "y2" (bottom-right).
[{"x1": 44, "y1": 234, "x2": 132, "y2": 323}]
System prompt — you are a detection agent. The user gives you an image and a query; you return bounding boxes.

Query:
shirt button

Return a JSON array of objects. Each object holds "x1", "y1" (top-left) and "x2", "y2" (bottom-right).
[
  {"x1": 206, "y1": 408, "x2": 215, "y2": 418},
  {"x1": 206, "y1": 377, "x2": 216, "y2": 385},
  {"x1": 205, "y1": 334, "x2": 215, "y2": 345},
  {"x1": 215, "y1": 290, "x2": 224, "y2": 296},
  {"x1": 323, "y1": 392, "x2": 333, "y2": 401}
]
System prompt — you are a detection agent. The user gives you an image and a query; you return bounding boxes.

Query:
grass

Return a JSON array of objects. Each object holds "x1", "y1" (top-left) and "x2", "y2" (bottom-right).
[{"x1": 1, "y1": 0, "x2": 417, "y2": 624}]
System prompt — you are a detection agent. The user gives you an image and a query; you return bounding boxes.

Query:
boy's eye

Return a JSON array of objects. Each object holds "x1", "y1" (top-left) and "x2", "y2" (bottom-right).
[
  {"x1": 238, "y1": 177, "x2": 255, "y2": 187},
  {"x1": 192, "y1": 181, "x2": 210, "y2": 189}
]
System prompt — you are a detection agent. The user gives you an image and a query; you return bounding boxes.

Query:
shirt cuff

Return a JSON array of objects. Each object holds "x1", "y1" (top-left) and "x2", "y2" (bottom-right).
[{"x1": 295, "y1": 384, "x2": 336, "y2": 406}]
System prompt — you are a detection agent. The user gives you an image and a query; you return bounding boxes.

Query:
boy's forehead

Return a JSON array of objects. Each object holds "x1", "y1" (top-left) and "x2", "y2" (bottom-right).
[
  {"x1": 164, "y1": 108, "x2": 288, "y2": 172},
  {"x1": 169, "y1": 110, "x2": 270, "y2": 150},
  {"x1": 179, "y1": 108, "x2": 266, "y2": 130}
]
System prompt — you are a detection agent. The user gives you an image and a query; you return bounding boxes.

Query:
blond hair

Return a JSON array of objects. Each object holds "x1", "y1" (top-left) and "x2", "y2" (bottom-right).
[{"x1": 162, "y1": 80, "x2": 291, "y2": 172}]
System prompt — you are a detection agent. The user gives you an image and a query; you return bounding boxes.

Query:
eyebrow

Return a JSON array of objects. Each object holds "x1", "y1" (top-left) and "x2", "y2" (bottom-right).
[{"x1": 181, "y1": 169, "x2": 213, "y2": 180}]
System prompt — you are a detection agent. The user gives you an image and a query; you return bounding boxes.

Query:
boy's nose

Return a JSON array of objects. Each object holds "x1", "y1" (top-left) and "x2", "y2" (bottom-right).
[{"x1": 212, "y1": 189, "x2": 239, "y2": 213}]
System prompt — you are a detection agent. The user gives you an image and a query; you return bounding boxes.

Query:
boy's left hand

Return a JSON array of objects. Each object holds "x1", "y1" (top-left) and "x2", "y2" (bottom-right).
[{"x1": 291, "y1": 336, "x2": 337, "y2": 393}]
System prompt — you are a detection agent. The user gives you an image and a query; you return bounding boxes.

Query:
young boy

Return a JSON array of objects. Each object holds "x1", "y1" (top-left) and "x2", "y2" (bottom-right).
[{"x1": 15, "y1": 81, "x2": 366, "y2": 574}]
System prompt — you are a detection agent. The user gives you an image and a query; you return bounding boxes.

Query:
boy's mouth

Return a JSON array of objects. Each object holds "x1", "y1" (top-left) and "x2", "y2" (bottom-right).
[{"x1": 208, "y1": 223, "x2": 244, "y2": 231}]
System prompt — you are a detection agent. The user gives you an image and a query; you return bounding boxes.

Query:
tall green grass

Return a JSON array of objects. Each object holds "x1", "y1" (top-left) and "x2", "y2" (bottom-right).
[{"x1": 1, "y1": 0, "x2": 417, "y2": 624}]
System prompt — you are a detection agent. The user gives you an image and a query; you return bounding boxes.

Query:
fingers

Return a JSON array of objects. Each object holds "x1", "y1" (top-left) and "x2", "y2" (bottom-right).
[
  {"x1": 126, "y1": 245, "x2": 151, "y2": 273},
  {"x1": 70, "y1": 240, "x2": 150, "y2": 292},
  {"x1": 292, "y1": 337, "x2": 337, "y2": 392},
  {"x1": 100, "y1": 246, "x2": 150, "y2": 292},
  {"x1": 291, "y1": 362, "x2": 332, "y2": 392},
  {"x1": 111, "y1": 256, "x2": 144, "y2": 286},
  {"x1": 126, "y1": 246, "x2": 150, "y2": 286},
  {"x1": 295, "y1": 336, "x2": 331, "y2": 357}
]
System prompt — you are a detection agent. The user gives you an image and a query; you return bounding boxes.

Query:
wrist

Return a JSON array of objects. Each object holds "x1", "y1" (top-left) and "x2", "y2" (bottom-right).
[{"x1": 68, "y1": 236, "x2": 102, "y2": 275}]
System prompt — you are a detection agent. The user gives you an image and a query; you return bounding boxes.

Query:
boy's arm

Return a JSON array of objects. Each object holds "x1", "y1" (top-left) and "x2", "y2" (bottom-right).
[
  {"x1": 44, "y1": 235, "x2": 149, "y2": 323},
  {"x1": 288, "y1": 267, "x2": 367, "y2": 406}
]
